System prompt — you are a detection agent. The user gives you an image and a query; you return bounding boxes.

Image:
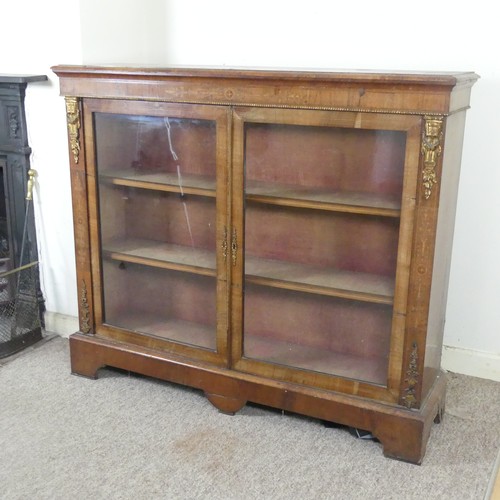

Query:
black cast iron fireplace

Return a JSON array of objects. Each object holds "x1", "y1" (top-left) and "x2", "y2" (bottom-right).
[{"x1": 0, "y1": 74, "x2": 46, "y2": 357}]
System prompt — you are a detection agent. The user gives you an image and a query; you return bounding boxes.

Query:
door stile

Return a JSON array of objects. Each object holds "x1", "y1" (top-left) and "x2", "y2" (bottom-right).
[
  {"x1": 385, "y1": 116, "x2": 423, "y2": 401},
  {"x1": 229, "y1": 109, "x2": 245, "y2": 366},
  {"x1": 82, "y1": 101, "x2": 104, "y2": 333},
  {"x1": 215, "y1": 106, "x2": 232, "y2": 363}
]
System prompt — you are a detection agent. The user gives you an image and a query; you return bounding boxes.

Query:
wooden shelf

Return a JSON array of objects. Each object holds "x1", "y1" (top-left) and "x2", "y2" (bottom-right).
[
  {"x1": 100, "y1": 170, "x2": 216, "y2": 197},
  {"x1": 245, "y1": 334, "x2": 387, "y2": 385},
  {"x1": 107, "y1": 313, "x2": 216, "y2": 350},
  {"x1": 104, "y1": 238, "x2": 393, "y2": 303},
  {"x1": 103, "y1": 238, "x2": 216, "y2": 276},
  {"x1": 246, "y1": 180, "x2": 401, "y2": 217},
  {"x1": 245, "y1": 256, "x2": 394, "y2": 305}
]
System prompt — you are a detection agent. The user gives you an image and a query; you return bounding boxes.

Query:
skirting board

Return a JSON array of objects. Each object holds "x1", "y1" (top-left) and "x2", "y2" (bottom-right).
[
  {"x1": 441, "y1": 345, "x2": 500, "y2": 383},
  {"x1": 43, "y1": 312, "x2": 500, "y2": 383},
  {"x1": 44, "y1": 312, "x2": 79, "y2": 339}
]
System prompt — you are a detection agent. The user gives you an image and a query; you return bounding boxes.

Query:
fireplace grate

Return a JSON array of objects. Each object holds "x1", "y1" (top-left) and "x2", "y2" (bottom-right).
[{"x1": 0, "y1": 261, "x2": 42, "y2": 358}]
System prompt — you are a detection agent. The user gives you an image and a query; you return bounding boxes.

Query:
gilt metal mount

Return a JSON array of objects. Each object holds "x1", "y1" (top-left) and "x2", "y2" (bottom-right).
[
  {"x1": 65, "y1": 96, "x2": 81, "y2": 164},
  {"x1": 421, "y1": 116, "x2": 444, "y2": 199}
]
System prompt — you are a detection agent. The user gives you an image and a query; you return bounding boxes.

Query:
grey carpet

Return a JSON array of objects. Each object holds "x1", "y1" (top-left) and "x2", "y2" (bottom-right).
[{"x1": 1, "y1": 335, "x2": 499, "y2": 500}]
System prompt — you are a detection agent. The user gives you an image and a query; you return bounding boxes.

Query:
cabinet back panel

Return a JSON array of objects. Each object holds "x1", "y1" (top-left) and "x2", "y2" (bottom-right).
[
  {"x1": 101, "y1": 261, "x2": 217, "y2": 349},
  {"x1": 105, "y1": 263, "x2": 215, "y2": 321},
  {"x1": 128, "y1": 190, "x2": 216, "y2": 249},
  {"x1": 98, "y1": 187, "x2": 216, "y2": 251},
  {"x1": 94, "y1": 113, "x2": 216, "y2": 177},
  {"x1": 245, "y1": 203, "x2": 399, "y2": 277},
  {"x1": 98, "y1": 185, "x2": 127, "y2": 244},
  {"x1": 100, "y1": 261, "x2": 131, "y2": 319},
  {"x1": 245, "y1": 123, "x2": 406, "y2": 197},
  {"x1": 244, "y1": 283, "x2": 392, "y2": 358}
]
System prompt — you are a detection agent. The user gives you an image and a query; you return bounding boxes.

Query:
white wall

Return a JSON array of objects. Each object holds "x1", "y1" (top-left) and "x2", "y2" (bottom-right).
[
  {"x1": 0, "y1": 0, "x2": 82, "y2": 328},
  {"x1": 80, "y1": 0, "x2": 168, "y2": 64},
  {"x1": 1, "y1": 0, "x2": 498, "y2": 379}
]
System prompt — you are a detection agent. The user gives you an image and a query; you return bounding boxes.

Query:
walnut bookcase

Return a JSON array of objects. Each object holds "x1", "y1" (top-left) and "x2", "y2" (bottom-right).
[{"x1": 52, "y1": 65, "x2": 478, "y2": 463}]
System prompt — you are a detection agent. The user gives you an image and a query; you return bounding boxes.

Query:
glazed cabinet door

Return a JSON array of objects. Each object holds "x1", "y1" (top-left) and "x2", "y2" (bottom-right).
[
  {"x1": 231, "y1": 107, "x2": 422, "y2": 401},
  {"x1": 84, "y1": 100, "x2": 230, "y2": 366}
]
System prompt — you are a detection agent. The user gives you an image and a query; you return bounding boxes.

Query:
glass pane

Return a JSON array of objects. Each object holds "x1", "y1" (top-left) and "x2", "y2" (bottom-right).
[
  {"x1": 244, "y1": 284, "x2": 392, "y2": 385},
  {"x1": 102, "y1": 263, "x2": 217, "y2": 350},
  {"x1": 95, "y1": 112, "x2": 217, "y2": 350},
  {"x1": 245, "y1": 123, "x2": 406, "y2": 211},
  {"x1": 95, "y1": 113, "x2": 216, "y2": 191},
  {"x1": 243, "y1": 121, "x2": 404, "y2": 384}
]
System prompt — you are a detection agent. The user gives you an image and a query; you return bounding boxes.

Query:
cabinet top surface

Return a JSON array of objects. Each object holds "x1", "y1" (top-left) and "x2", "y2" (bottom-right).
[{"x1": 51, "y1": 65, "x2": 478, "y2": 87}]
